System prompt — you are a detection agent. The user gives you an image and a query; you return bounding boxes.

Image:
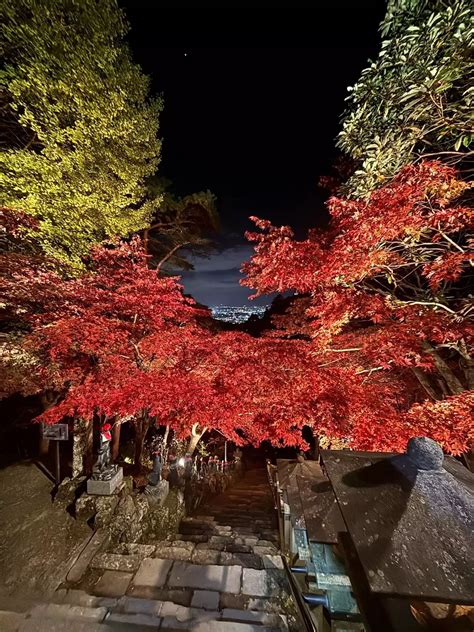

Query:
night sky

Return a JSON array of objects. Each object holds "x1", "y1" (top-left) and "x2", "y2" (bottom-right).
[{"x1": 121, "y1": 3, "x2": 385, "y2": 306}]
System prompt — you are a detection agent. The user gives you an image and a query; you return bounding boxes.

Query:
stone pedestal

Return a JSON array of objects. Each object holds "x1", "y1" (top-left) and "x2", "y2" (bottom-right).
[
  {"x1": 144, "y1": 479, "x2": 169, "y2": 507},
  {"x1": 87, "y1": 467, "x2": 123, "y2": 495}
]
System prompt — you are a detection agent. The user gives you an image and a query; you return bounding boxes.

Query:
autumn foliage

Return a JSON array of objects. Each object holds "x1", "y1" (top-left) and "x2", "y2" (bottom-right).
[
  {"x1": 1, "y1": 161, "x2": 472, "y2": 461},
  {"x1": 1, "y1": 208, "x2": 431, "y2": 463},
  {"x1": 3, "y1": 215, "x2": 383, "y2": 461},
  {"x1": 242, "y1": 162, "x2": 473, "y2": 454}
]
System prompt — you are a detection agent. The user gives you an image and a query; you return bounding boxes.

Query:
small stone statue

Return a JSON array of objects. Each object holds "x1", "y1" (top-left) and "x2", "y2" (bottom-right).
[
  {"x1": 147, "y1": 452, "x2": 162, "y2": 487},
  {"x1": 144, "y1": 450, "x2": 169, "y2": 505},
  {"x1": 183, "y1": 453, "x2": 193, "y2": 480},
  {"x1": 92, "y1": 423, "x2": 118, "y2": 481},
  {"x1": 234, "y1": 447, "x2": 243, "y2": 471}
]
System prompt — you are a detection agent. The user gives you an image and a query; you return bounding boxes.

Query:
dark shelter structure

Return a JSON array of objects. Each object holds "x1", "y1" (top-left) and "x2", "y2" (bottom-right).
[{"x1": 270, "y1": 437, "x2": 474, "y2": 631}]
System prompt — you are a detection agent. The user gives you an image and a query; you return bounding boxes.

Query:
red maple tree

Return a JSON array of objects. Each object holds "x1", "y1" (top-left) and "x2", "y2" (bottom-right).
[
  {"x1": 1, "y1": 210, "x2": 406, "y2": 465},
  {"x1": 1, "y1": 215, "x2": 318, "y2": 463},
  {"x1": 3, "y1": 168, "x2": 472, "y2": 465},
  {"x1": 242, "y1": 161, "x2": 474, "y2": 454}
]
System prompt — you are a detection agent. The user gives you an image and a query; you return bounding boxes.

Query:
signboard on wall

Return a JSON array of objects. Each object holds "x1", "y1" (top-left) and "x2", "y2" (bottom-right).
[{"x1": 41, "y1": 423, "x2": 69, "y2": 441}]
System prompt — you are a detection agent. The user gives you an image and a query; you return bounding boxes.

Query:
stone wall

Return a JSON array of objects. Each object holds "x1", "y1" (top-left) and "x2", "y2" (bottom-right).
[{"x1": 55, "y1": 465, "x2": 242, "y2": 547}]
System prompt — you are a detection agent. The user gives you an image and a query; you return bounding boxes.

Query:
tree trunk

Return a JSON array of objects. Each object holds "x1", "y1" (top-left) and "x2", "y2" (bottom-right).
[
  {"x1": 84, "y1": 418, "x2": 94, "y2": 475},
  {"x1": 72, "y1": 419, "x2": 86, "y2": 478},
  {"x1": 163, "y1": 424, "x2": 170, "y2": 447},
  {"x1": 417, "y1": 343, "x2": 473, "y2": 471},
  {"x1": 312, "y1": 430, "x2": 321, "y2": 461},
  {"x1": 143, "y1": 228, "x2": 149, "y2": 255},
  {"x1": 411, "y1": 367, "x2": 441, "y2": 401},
  {"x1": 435, "y1": 377, "x2": 450, "y2": 398},
  {"x1": 134, "y1": 415, "x2": 149, "y2": 472},
  {"x1": 111, "y1": 421, "x2": 121, "y2": 461},
  {"x1": 423, "y1": 342, "x2": 464, "y2": 395},
  {"x1": 457, "y1": 340, "x2": 474, "y2": 390},
  {"x1": 186, "y1": 423, "x2": 207, "y2": 456}
]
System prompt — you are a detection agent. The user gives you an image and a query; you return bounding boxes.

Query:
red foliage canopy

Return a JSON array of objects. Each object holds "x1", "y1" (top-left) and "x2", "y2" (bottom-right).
[
  {"x1": 242, "y1": 162, "x2": 474, "y2": 454},
  {"x1": 1, "y1": 214, "x2": 413, "y2": 453},
  {"x1": 2, "y1": 166, "x2": 472, "y2": 457}
]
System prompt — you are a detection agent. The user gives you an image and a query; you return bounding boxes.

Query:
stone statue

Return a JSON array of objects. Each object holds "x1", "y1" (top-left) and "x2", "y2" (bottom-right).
[
  {"x1": 92, "y1": 423, "x2": 118, "y2": 481},
  {"x1": 144, "y1": 451, "x2": 169, "y2": 505},
  {"x1": 147, "y1": 452, "x2": 162, "y2": 486},
  {"x1": 234, "y1": 447, "x2": 243, "y2": 472},
  {"x1": 183, "y1": 453, "x2": 193, "y2": 480}
]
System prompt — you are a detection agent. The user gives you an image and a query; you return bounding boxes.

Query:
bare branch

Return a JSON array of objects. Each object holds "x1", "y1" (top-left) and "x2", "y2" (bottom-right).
[{"x1": 156, "y1": 242, "x2": 189, "y2": 271}]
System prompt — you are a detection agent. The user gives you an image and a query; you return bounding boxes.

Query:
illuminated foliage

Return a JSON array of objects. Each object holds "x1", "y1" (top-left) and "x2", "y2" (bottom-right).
[
  {"x1": 143, "y1": 179, "x2": 218, "y2": 270},
  {"x1": 1, "y1": 211, "x2": 412, "y2": 463},
  {"x1": 242, "y1": 162, "x2": 474, "y2": 454},
  {"x1": 338, "y1": 0, "x2": 473, "y2": 197},
  {"x1": 0, "y1": 0, "x2": 162, "y2": 266}
]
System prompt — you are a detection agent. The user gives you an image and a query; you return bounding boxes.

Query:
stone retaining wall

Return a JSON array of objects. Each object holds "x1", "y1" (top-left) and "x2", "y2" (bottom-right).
[{"x1": 54, "y1": 464, "x2": 242, "y2": 546}]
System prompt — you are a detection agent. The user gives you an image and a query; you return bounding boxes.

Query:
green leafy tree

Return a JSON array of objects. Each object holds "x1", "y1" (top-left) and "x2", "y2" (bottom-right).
[
  {"x1": 0, "y1": 0, "x2": 162, "y2": 266},
  {"x1": 338, "y1": 0, "x2": 473, "y2": 198},
  {"x1": 143, "y1": 178, "x2": 219, "y2": 271}
]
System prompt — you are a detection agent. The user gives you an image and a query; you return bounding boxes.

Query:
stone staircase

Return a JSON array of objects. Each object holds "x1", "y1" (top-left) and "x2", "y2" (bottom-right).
[{"x1": 2, "y1": 468, "x2": 299, "y2": 631}]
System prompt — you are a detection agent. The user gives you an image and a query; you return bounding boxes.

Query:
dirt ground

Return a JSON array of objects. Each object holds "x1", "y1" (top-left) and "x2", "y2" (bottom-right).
[{"x1": 0, "y1": 461, "x2": 91, "y2": 603}]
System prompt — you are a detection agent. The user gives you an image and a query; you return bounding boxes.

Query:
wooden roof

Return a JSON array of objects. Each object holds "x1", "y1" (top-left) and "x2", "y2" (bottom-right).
[
  {"x1": 321, "y1": 439, "x2": 474, "y2": 604},
  {"x1": 276, "y1": 458, "x2": 346, "y2": 543}
]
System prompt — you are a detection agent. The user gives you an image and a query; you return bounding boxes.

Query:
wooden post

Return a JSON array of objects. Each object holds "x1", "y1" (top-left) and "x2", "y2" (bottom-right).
[
  {"x1": 84, "y1": 418, "x2": 94, "y2": 475},
  {"x1": 111, "y1": 421, "x2": 121, "y2": 461},
  {"x1": 55, "y1": 440, "x2": 61, "y2": 483}
]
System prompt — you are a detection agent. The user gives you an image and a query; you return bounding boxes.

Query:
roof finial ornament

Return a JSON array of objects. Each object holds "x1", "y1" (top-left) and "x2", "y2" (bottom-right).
[{"x1": 406, "y1": 437, "x2": 444, "y2": 471}]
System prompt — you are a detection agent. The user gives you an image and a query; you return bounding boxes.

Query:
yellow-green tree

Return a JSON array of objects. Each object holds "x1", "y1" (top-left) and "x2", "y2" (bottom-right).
[{"x1": 0, "y1": 0, "x2": 162, "y2": 266}]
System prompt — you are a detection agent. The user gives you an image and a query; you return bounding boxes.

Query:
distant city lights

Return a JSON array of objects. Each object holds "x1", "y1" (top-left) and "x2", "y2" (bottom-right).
[{"x1": 211, "y1": 305, "x2": 268, "y2": 324}]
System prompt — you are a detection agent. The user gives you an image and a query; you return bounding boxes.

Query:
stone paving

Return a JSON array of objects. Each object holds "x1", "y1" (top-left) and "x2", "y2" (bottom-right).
[{"x1": 4, "y1": 467, "x2": 297, "y2": 631}]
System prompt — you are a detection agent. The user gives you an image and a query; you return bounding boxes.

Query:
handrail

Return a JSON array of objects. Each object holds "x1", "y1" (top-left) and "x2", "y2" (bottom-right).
[
  {"x1": 266, "y1": 459, "x2": 318, "y2": 631},
  {"x1": 282, "y1": 556, "x2": 318, "y2": 632}
]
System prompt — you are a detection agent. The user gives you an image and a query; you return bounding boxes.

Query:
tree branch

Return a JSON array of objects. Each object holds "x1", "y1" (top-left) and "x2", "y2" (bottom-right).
[
  {"x1": 411, "y1": 367, "x2": 441, "y2": 401},
  {"x1": 405, "y1": 301, "x2": 456, "y2": 315},
  {"x1": 422, "y1": 342, "x2": 464, "y2": 395},
  {"x1": 156, "y1": 242, "x2": 189, "y2": 271}
]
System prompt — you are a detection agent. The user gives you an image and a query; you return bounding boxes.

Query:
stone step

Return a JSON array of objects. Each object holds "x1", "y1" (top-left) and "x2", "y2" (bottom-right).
[
  {"x1": 51, "y1": 588, "x2": 118, "y2": 610},
  {"x1": 40, "y1": 588, "x2": 289, "y2": 630},
  {"x1": 172, "y1": 531, "x2": 277, "y2": 545},
  {"x1": 222, "y1": 608, "x2": 288, "y2": 628},
  {"x1": 178, "y1": 526, "x2": 213, "y2": 536},
  {"x1": 222, "y1": 516, "x2": 273, "y2": 522},
  {"x1": 117, "y1": 598, "x2": 287, "y2": 630},
  {"x1": 29, "y1": 603, "x2": 108, "y2": 622},
  {"x1": 179, "y1": 522, "x2": 215, "y2": 533},
  {"x1": 161, "y1": 621, "x2": 282, "y2": 632},
  {"x1": 208, "y1": 511, "x2": 273, "y2": 519},
  {"x1": 2, "y1": 607, "x2": 284, "y2": 632},
  {"x1": 152, "y1": 547, "x2": 281, "y2": 571},
  {"x1": 208, "y1": 516, "x2": 274, "y2": 525},
  {"x1": 172, "y1": 533, "x2": 209, "y2": 544},
  {"x1": 229, "y1": 527, "x2": 262, "y2": 535},
  {"x1": 31, "y1": 468, "x2": 289, "y2": 631},
  {"x1": 179, "y1": 521, "x2": 234, "y2": 534},
  {"x1": 212, "y1": 513, "x2": 274, "y2": 519}
]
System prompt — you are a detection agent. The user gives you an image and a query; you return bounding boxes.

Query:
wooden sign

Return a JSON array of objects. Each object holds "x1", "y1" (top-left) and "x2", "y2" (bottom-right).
[{"x1": 42, "y1": 423, "x2": 69, "y2": 441}]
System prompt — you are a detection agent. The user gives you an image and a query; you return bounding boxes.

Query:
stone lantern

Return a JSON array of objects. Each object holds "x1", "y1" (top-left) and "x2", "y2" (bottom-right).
[{"x1": 321, "y1": 437, "x2": 474, "y2": 630}]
